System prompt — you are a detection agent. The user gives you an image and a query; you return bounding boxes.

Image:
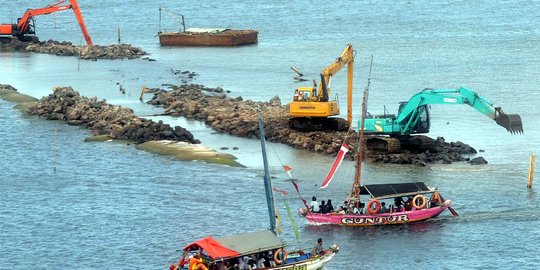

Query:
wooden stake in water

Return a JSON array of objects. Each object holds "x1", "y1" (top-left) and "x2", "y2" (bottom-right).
[
  {"x1": 528, "y1": 153, "x2": 535, "y2": 188},
  {"x1": 117, "y1": 26, "x2": 121, "y2": 44}
]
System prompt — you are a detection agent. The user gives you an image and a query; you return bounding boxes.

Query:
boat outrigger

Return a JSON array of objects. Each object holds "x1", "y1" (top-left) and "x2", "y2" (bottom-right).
[
  {"x1": 297, "y1": 60, "x2": 458, "y2": 226},
  {"x1": 169, "y1": 113, "x2": 338, "y2": 270}
]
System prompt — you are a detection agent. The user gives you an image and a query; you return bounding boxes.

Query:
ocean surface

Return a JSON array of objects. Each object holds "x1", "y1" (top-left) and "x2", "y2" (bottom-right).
[{"x1": 1, "y1": 0, "x2": 539, "y2": 269}]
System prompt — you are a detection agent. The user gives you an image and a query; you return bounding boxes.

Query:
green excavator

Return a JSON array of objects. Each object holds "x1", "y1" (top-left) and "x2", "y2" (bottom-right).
[{"x1": 362, "y1": 87, "x2": 523, "y2": 152}]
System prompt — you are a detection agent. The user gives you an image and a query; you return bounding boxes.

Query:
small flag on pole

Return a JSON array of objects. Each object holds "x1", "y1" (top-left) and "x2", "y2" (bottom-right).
[
  {"x1": 320, "y1": 143, "x2": 349, "y2": 189},
  {"x1": 283, "y1": 165, "x2": 293, "y2": 179},
  {"x1": 290, "y1": 180, "x2": 309, "y2": 209},
  {"x1": 273, "y1": 187, "x2": 288, "y2": 196}
]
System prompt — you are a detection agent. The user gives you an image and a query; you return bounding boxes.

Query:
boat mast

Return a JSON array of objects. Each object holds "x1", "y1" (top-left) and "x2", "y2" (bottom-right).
[
  {"x1": 258, "y1": 112, "x2": 277, "y2": 234},
  {"x1": 350, "y1": 56, "x2": 373, "y2": 200}
]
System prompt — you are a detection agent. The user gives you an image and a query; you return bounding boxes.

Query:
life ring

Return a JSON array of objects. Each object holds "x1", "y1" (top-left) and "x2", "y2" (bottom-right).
[
  {"x1": 274, "y1": 248, "x2": 288, "y2": 264},
  {"x1": 413, "y1": 194, "x2": 427, "y2": 209},
  {"x1": 367, "y1": 199, "x2": 381, "y2": 214}
]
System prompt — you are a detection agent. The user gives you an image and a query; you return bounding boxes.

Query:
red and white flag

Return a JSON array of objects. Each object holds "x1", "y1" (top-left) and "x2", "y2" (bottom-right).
[
  {"x1": 320, "y1": 143, "x2": 349, "y2": 189},
  {"x1": 283, "y1": 165, "x2": 293, "y2": 179}
]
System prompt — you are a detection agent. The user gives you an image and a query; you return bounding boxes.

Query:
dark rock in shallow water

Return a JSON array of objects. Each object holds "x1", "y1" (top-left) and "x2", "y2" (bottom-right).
[{"x1": 469, "y1": 156, "x2": 488, "y2": 165}]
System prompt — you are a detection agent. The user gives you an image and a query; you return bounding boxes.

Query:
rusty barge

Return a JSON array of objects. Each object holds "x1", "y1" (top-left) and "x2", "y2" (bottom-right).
[{"x1": 158, "y1": 28, "x2": 258, "y2": 47}]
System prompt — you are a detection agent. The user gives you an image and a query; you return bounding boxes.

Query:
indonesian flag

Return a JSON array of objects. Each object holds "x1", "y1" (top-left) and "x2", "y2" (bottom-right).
[
  {"x1": 320, "y1": 143, "x2": 349, "y2": 189},
  {"x1": 283, "y1": 165, "x2": 293, "y2": 179}
]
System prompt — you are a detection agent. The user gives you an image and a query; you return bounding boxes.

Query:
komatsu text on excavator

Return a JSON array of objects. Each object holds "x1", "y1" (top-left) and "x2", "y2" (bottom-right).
[
  {"x1": 0, "y1": 0, "x2": 93, "y2": 45},
  {"x1": 288, "y1": 44, "x2": 354, "y2": 131},
  {"x1": 362, "y1": 87, "x2": 523, "y2": 152}
]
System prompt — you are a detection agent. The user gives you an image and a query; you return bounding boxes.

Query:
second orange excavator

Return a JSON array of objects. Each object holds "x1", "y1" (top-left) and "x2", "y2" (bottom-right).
[{"x1": 0, "y1": 0, "x2": 92, "y2": 45}]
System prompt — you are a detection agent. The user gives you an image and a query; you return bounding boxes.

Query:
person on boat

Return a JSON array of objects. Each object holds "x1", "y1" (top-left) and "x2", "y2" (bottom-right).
[
  {"x1": 394, "y1": 197, "x2": 404, "y2": 211},
  {"x1": 247, "y1": 255, "x2": 257, "y2": 269},
  {"x1": 256, "y1": 253, "x2": 267, "y2": 268},
  {"x1": 310, "y1": 196, "x2": 320, "y2": 213},
  {"x1": 352, "y1": 203, "x2": 360, "y2": 214},
  {"x1": 326, "y1": 199, "x2": 335, "y2": 213},
  {"x1": 312, "y1": 238, "x2": 324, "y2": 256},
  {"x1": 320, "y1": 200, "x2": 328, "y2": 213},
  {"x1": 353, "y1": 202, "x2": 365, "y2": 214},
  {"x1": 404, "y1": 196, "x2": 414, "y2": 211},
  {"x1": 430, "y1": 192, "x2": 441, "y2": 208},
  {"x1": 380, "y1": 202, "x2": 387, "y2": 213},
  {"x1": 265, "y1": 250, "x2": 276, "y2": 267},
  {"x1": 336, "y1": 206, "x2": 346, "y2": 214},
  {"x1": 189, "y1": 253, "x2": 208, "y2": 270}
]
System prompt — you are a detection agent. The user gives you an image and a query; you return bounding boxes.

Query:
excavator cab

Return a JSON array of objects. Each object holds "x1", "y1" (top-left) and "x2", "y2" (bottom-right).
[
  {"x1": 397, "y1": 103, "x2": 430, "y2": 134},
  {"x1": 293, "y1": 87, "x2": 315, "y2": 102}
]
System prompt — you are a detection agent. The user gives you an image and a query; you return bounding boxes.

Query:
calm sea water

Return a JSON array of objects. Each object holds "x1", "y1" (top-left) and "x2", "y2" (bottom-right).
[{"x1": 1, "y1": 0, "x2": 540, "y2": 269}]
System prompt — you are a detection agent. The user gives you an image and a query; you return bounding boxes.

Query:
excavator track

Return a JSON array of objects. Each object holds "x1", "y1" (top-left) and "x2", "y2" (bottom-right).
[
  {"x1": 365, "y1": 136, "x2": 401, "y2": 153},
  {"x1": 289, "y1": 117, "x2": 349, "y2": 131}
]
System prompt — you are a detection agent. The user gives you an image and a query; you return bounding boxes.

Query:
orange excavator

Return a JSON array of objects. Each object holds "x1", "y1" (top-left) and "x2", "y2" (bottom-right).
[{"x1": 0, "y1": 0, "x2": 93, "y2": 45}]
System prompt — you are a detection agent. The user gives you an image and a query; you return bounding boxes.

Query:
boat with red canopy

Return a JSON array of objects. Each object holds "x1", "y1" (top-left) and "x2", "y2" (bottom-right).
[
  {"x1": 169, "y1": 113, "x2": 339, "y2": 270},
  {"x1": 171, "y1": 230, "x2": 338, "y2": 270}
]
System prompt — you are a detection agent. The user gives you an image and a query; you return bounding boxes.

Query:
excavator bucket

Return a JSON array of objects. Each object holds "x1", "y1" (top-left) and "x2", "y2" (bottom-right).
[{"x1": 495, "y1": 109, "x2": 523, "y2": 134}]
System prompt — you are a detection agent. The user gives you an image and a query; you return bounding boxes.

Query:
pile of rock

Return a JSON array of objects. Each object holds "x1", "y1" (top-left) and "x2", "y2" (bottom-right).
[
  {"x1": 0, "y1": 38, "x2": 146, "y2": 59},
  {"x1": 26, "y1": 87, "x2": 198, "y2": 144},
  {"x1": 367, "y1": 136, "x2": 478, "y2": 166},
  {"x1": 148, "y1": 84, "x2": 483, "y2": 166}
]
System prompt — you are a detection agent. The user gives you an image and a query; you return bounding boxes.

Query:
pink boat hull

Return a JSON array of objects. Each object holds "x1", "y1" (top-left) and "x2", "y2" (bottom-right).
[{"x1": 300, "y1": 200, "x2": 452, "y2": 226}]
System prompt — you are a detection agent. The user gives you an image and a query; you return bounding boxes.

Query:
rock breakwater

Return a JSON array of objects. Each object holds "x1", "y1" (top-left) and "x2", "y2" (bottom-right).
[
  {"x1": 0, "y1": 38, "x2": 146, "y2": 59},
  {"x1": 26, "y1": 87, "x2": 198, "y2": 144},
  {"x1": 148, "y1": 84, "x2": 482, "y2": 166}
]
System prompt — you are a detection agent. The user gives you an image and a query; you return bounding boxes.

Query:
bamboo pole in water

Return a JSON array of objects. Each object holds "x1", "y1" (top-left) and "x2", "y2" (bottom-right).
[
  {"x1": 139, "y1": 86, "x2": 147, "y2": 101},
  {"x1": 528, "y1": 153, "x2": 535, "y2": 188}
]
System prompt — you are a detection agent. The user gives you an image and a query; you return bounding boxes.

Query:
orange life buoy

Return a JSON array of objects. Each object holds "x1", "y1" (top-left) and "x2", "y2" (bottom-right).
[
  {"x1": 367, "y1": 199, "x2": 381, "y2": 214},
  {"x1": 413, "y1": 194, "x2": 427, "y2": 209},
  {"x1": 274, "y1": 248, "x2": 288, "y2": 264}
]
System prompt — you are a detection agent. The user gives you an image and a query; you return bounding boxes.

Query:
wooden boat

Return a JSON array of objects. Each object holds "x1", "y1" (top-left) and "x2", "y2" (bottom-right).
[
  {"x1": 169, "y1": 113, "x2": 339, "y2": 270},
  {"x1": 296, "y1": 70, "x2": 458, "y2": 227},
  {"x1": 299, "y1": 182, "x2": 455, "y2": 226},
  {"x1": 158, "y1": 28, "x2": 258, "y2": 47}
]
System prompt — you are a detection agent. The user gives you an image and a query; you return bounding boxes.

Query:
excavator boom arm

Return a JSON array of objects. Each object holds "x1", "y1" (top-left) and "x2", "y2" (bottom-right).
[
  {"x1": 396, "y1": 87, "x2": 522, "y2": 134},
  {"x1": 17, "y1": 1, "x2": 71, "y2": 33},
  {"x1": 317, "y1": 44, "x2": 354, "y2": 124},
  {"x1": 5, "y1": 0, "x2": 93, "y2": 45}
]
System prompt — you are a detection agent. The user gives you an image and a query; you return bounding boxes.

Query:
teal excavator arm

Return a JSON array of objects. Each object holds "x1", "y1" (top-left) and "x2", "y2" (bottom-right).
[{"x1": 363, "y1": 87, "x2": 523, "y2": 135}]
